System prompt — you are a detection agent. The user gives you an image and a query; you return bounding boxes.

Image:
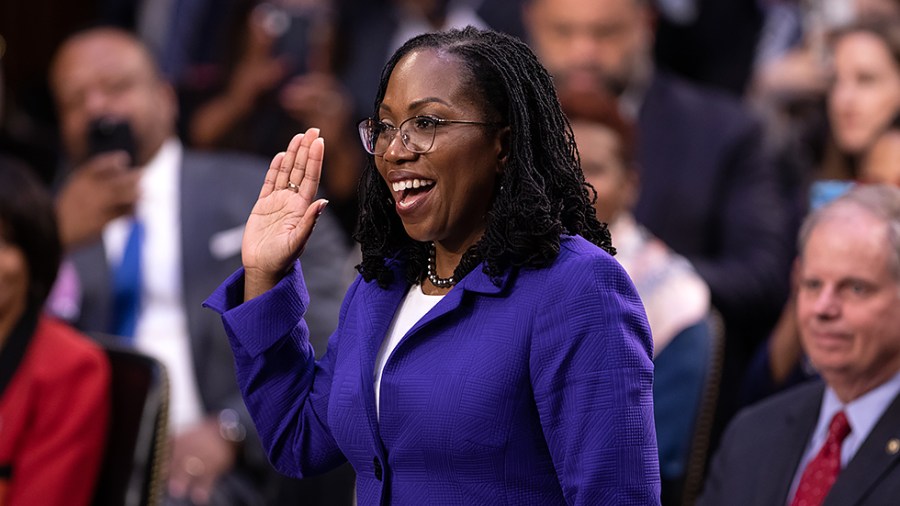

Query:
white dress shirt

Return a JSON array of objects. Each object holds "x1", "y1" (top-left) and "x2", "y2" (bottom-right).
[
  {"x1": 374, "y1": 284, "x2": 443, "y2": 418},
  {"x1": 104, "y1": 138, "x2": 204, "y2": 434}
]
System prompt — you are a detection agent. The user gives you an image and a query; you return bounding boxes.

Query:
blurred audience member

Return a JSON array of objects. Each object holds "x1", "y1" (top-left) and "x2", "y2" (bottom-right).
[
  {"x1": 753, "y1": 0, "x2": 900, "y2": 105},
  {"x1": 743, "y1": 19, "x2": 900, "y2": 406},
  {"x1": 559, "y1": 88, "x2": 710, "y2": 360},
  {"x1": 700, "y1": 184, "x2": 900, "y2": 506},
  {"x1": 187, "y1": 0, "x2": 363, "y2": 241},
  {"x1": 824, "y1": 18, "x2": 900, "y2": 180},
  {"x1": 47, "y1": 27, "x2": 350, "y2": 505},
  {"x1": 188, "y1": 1, "x2": 340, "y2": 152},
  {"x1": 560, "y1": 87, "x2": 713, "y2": 504},
  {"x1": 0, "y1": 154, "x2": 110, "y2": 506},
  {"x1": 654, "y1": 0, "x2": 765, "y2": 95},
  {"x1": 0, "y1": 0, "x2": 106, "y2": 184},
  {"x1": 335, "y1": 0, "x2": 492, "y2": 130},
  {"x1": 524, "y1": 0, "x2": 793, "y2": 441},
  {"x1": 749, "y1": 2, "x2": 900, "y2": 222}
]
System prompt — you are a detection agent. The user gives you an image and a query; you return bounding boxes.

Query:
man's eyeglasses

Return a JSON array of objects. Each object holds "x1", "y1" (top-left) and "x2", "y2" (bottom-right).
[{"x1": 357, "y1": 116, "x2": 500, "y2": 156}]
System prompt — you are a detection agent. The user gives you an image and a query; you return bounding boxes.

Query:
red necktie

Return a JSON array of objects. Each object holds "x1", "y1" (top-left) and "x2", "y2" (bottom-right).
[{"x1": 790, "y1": 411, "x2": 852, "y2": 506}]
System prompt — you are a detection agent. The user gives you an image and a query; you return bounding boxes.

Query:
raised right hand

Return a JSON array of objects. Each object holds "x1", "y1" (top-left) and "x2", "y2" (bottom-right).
[{"x1": 242, "y1": 127, "x2": 328, "y2": 300}]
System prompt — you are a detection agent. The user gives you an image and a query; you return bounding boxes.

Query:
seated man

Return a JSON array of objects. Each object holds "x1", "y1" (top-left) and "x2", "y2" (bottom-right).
[
  {"x1": 699, "y1": 184, "x2": 900, "y2": 506},
  {"x1": 47, "y1": 27, "x2": 351, "y2": 505}
]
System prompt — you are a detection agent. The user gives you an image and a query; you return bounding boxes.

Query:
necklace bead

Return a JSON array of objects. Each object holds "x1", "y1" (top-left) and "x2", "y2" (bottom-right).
[{"x1": 426, "y1": 243, "x2": 456, "y2": 288}]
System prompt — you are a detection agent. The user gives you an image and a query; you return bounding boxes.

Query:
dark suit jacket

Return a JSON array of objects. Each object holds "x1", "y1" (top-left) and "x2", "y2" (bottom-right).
[
  {"x1": 636, "y1": 71, "x2": 792, "y2": 331},
  {"x1": 65, "y1": 148, "x2": 349, "y2": 476},
  {"x1": 698, "y1": 380, "x2": 900, "y2": 506}
]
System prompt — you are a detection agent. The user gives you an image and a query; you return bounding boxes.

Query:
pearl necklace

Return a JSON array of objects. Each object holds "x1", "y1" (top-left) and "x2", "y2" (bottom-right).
[{"x1": 426, "y1": 242, "x2": 456, "y2": 288}]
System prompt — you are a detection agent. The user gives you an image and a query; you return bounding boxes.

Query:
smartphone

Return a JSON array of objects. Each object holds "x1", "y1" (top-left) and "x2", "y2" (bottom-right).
[
  {"x1": 256, "y1": 2, "x2": 313, "y2": 77},
  {"x1": 87, "y1": 117, "x2": 137, "y2": 164}
]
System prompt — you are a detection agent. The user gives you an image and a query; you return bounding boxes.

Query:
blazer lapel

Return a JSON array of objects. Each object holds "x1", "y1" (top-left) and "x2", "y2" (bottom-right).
[
  {"x1": 825, "y1": 391, "x2": 900, "y2": 506},
  {"x1": 403, "y1": 266, "x2": 511, "y2": 337},
  {"x1": 354, "y1": 262, "x2": 514, "y2": 444},
  {"x1": 355, "y1": 265, "x2": 409, "y2": 442},
  {"x1": 765, "y1": 383, "x2": 825, "y2": 505}
]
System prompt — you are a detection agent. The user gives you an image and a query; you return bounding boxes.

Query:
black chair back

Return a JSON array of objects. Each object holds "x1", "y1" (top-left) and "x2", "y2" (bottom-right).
[{"x1": 92, "y1": 341, "x2": 169, "y2": 506}]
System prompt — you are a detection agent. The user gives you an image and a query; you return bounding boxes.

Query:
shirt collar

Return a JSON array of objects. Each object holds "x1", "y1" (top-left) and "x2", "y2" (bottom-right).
[
  {"x1": 819, "y1": 370, "x2": 900, "y2": 445},
  {"x1": 137, "y1": 137, "x2": 182, "y2": 218}
]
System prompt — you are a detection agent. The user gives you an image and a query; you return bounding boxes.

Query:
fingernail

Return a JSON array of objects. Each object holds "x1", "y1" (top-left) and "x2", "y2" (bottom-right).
[{"x1": 317, "y1": 200, "x2": 329, "y2": 216}]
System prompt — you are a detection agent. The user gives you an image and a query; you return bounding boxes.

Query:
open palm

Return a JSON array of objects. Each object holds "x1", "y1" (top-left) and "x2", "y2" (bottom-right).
[{"x1": 242, "y1": 128, "x2": 329, "y2": 298}]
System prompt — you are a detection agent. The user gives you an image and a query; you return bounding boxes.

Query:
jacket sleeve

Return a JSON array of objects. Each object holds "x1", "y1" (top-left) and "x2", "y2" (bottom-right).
[
  {"x1": 530, "y1": 255, "x2": 661, "y2": 505},
  {"x1": 9, "y1": 334, "x2": 110, "y2": 506},
  {"x1": 203, "y1": 261, "x2": 358, "y2": 478}
]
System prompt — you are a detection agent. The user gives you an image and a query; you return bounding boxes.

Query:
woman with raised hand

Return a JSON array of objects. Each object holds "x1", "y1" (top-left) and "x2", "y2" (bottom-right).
[{"x1": 205, "y1": 27, "x2": 659, "y2": 505}]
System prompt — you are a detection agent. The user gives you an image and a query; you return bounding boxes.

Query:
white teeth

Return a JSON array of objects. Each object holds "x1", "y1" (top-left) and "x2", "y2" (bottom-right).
[{"x1": 391, "y1": 179, "x2": 434, "y2": 192}]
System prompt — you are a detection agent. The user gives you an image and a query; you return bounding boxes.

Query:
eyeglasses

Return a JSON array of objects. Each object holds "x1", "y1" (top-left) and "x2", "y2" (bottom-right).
[{"x1": 357, "y1": 116, "x2": 500, "y2": 156}]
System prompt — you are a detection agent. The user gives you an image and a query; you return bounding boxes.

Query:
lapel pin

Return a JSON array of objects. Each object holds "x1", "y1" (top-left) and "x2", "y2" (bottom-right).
[{"x1": 886, "y1": 439, "x2": 900, "y2": 455}]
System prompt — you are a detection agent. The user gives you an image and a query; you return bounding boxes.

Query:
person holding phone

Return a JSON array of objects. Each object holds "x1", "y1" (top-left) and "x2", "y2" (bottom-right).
[
  {"x1": 49, "y1": 27, "x2": 351, "y2": 505},
  {"x1": 205, "y1": 27, "x2": 660, "y2": 504},
  {"x1": 186, "y1": 0, "x2": 365, "y2": 243}
]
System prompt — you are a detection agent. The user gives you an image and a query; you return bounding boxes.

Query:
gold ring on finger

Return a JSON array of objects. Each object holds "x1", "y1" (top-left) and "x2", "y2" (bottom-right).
[
  {"x1": 286, "y1": 181, "x2": 299, "y2": 193},
  {"x1": 184, "y1": 455, "x2": 206, "y2": 478}
]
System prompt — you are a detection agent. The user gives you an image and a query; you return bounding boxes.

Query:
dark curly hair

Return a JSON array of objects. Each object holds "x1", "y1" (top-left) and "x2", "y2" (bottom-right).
[
  {"x1": 354, "y1": 26, "x2": 614, "y2": 287},
  {"x1": 0, "y1": 155, "x2": 62, "y2": 310}
]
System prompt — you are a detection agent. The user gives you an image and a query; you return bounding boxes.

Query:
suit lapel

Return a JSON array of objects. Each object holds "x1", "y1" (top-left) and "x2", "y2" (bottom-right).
[
  {"x1": 765, "y1": 383, "x2": 825, "y2": 505},
  {"x1": 70, "y1": 240, "x2": 113, "y2": 332},
  {"x1": 825, "y1": 391, "x2": 900, "y2": 506},
  {"x1": 179, "y1": 153, "x2": 208, "y2": 370}
]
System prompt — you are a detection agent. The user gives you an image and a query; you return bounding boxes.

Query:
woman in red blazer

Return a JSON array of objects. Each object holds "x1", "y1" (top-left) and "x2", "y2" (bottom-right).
[{"x1": 0, "y1": 155, "x2": 110, "y2": 506}]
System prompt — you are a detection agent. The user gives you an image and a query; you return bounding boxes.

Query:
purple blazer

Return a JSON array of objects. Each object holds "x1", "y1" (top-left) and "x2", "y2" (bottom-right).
[{"x1": 204, "y1": 235, "x2": 661, "y2": 505}]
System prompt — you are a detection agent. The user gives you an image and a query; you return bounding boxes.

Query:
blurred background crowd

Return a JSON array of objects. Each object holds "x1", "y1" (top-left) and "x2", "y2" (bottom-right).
[{"x1": 1, "y1": 0, "x2": 899, "y2": 505}]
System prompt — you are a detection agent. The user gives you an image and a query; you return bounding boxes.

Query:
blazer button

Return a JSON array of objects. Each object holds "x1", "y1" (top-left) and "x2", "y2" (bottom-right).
[{"x1": 373, "y1": 456, "x2": 383, "y2": 481}]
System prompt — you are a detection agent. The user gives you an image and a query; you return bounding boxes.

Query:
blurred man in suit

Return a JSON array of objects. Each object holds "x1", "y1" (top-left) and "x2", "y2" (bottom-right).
[
  {"x1": 699, "y1": 184, "x2": 900, "y2": 506},
  {"x1": 523, "y1": 0, "x2": 794, "y2": 454},
  {"x1": 49, "y1": 27, "x2": 351, "y2": 505}
]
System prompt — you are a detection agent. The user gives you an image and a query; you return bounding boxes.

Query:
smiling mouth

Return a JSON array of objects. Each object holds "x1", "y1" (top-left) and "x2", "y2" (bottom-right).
[{"x1": 392, "y1": 178, "x2": 435, "y2": 206}]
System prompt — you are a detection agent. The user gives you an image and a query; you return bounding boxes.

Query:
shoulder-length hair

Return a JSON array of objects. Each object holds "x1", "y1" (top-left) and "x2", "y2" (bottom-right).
[
  {"x1": 354, "y1": 26, "x2": 613, "y2": 287},
  {"x1": 0, "y1": 155, "x2": 62, "y2": 310}
]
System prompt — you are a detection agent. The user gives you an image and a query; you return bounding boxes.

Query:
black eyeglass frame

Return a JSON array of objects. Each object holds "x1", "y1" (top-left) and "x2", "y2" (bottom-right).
[{"x1": 357, "y1": 116, "x2": 501, "y2": 155}]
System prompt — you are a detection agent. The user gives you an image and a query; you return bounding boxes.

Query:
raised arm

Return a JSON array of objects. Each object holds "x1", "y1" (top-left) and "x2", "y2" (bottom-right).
[{"x1": 242, "y1": 127, "x2": 330, "y2": 300}]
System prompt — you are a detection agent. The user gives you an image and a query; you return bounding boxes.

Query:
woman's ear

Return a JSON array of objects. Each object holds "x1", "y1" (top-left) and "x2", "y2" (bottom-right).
[{"x1": 495, "y1": 126, "x2": 511, "y2": 173}]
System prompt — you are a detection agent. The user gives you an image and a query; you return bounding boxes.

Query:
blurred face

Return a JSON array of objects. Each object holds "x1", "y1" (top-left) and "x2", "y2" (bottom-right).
[
  {"x1": 0, "y1": 231, "x2": 28, "y2": 325},
  {"x1": 525, "y1": 0, "x2": 652, "y2": 95},
  {"x1": 797, "y1": 205, "x2": 900, "y2": 401},
  {"x1": 828, "y1": 32, "x2": 900, "y2": 155},
  {"x1": 51, "y1": 30, "x2": 176, "y2": 166},
  {"x1": 375, "y1": 49, "x2": 506, "y2": 251},
  {"x1": 570, "y1": 120, "x2": 635, "y2": 223},
  {"x1": 860, "y1": 130, "x2": 900, "y2": 185}
]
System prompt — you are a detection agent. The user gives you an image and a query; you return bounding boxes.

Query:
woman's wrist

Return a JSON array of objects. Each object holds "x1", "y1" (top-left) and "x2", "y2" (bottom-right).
[{"x1": 243, "y1": 266, "x2": 285, "y2": 302}]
